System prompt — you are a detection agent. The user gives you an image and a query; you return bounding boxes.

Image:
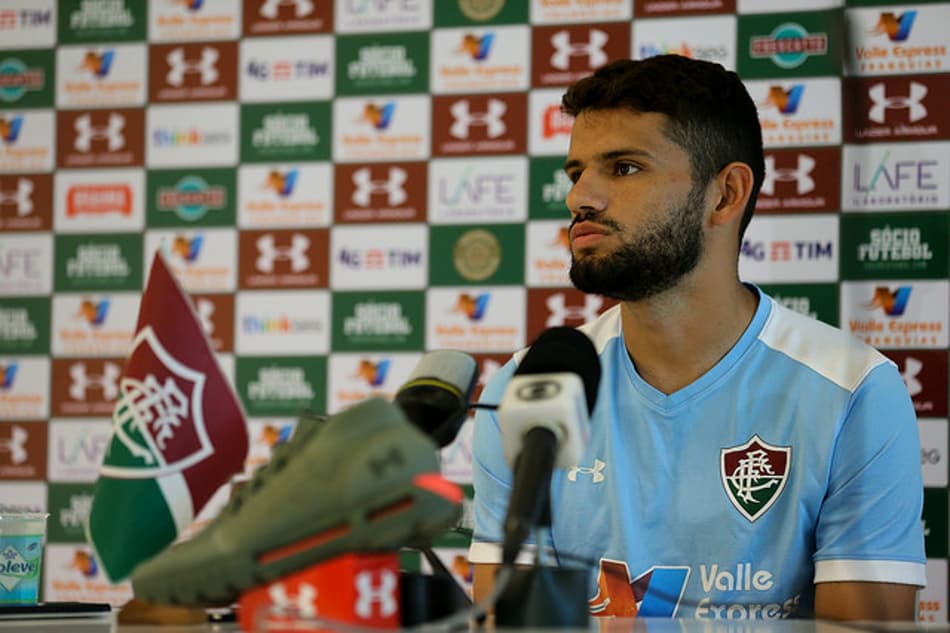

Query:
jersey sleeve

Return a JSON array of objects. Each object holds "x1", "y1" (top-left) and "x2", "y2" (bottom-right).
[{"x1": 813, "y1": 360, "x2": 927, "y2": 586}]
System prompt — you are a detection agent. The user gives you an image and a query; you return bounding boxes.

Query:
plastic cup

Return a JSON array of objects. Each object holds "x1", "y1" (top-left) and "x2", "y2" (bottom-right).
[{"x1": 0, "y1": 513, "x2": 49, "y2": 605}]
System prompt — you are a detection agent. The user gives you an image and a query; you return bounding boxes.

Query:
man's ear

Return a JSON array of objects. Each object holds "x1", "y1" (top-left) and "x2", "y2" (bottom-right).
[{"x1": 710, "y1": 162, "x2": 754, "y2": 228}]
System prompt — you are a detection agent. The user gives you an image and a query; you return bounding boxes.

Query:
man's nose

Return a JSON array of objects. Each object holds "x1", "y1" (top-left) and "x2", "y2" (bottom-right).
[{"x1": 566, "y1": 172, "x2": 607, "y2": 218}]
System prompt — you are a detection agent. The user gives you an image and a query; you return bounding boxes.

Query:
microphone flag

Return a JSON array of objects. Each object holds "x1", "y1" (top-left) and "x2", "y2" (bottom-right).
[{"x1": 85, "y1": 250, "x2": 249, "y2": 582}]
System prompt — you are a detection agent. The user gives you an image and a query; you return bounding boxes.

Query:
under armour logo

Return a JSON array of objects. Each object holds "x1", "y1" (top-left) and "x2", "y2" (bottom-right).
[
  {"x1": 260, "y1": 0, "x2": 314, "y2": 18},
  {"x1": 0, "y1": 178, "x2": 32, "y2": 216},
  {"x1": 368, "y1": 447, "x2": 403, "y2": 478},
  {"x1": 74, "y1": 113, "x2": 125, "y2": 152},
  {"x1": 450, "y1": 99, "x2": 506, "y2": 139},
  {"x1": 568, "y1": 459, "x2": 606, "y2": 483},
  {"x1": 268, "y1": 582, "x2": 318, "y2": 619},
  {"x1": 0, "y1": 425, "x2": 27, "y2": 465},
  {"x1": 166, "y1": 47, "x2": 219, "y2": 86},
  {"x1": 352, "y1": 167, "x2": 407, "y2": 207},
  {"x1": 868, "y1": 81, "x2": 927, "y2": 124},
  {"x1": 762, "y1": 154, "x2": 815, "y2": 196},
  {"x1": 545, "y1": 293, "x2": 603, "y2": 326},
  {"x1": 901, "y1": 356, "x2": 923, "y2": 396},
  {"x1": 69, "y1": 362, "x2": 122, "y2": 401},
  {"x1": 354, "y1": 569, "x2": 398, "y2": 619},
  {"x1": 550, "y1": 29, "x2": 608, "y2": 70},
  {"x1": 196, "y1": 299, "x2": 215, "y2": 336},
  {"x1": 256, "y1": 233, "x2": 310, "y2": 273}
]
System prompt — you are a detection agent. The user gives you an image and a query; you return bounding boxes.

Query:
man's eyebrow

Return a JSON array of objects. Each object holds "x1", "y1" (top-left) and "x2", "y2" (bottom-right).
[{"x1": 563, "y1": 148, "x2": 655, "y2": 172}]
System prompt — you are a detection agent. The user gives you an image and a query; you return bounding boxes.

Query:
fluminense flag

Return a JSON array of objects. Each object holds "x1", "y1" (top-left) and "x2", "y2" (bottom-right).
[{"x1": 86, "y1": 250, "x2": 249, "y2": 583}]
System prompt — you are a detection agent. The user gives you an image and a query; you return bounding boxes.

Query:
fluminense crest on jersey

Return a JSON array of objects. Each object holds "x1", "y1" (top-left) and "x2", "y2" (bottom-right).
[{"x1": 720, "y1": 435, "x2": 790, "y2": 522}]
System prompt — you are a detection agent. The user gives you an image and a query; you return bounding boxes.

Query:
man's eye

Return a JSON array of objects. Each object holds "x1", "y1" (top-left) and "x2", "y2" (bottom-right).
[{"x1": 614, "y1": 163, "x2": 639, "y2": 176}]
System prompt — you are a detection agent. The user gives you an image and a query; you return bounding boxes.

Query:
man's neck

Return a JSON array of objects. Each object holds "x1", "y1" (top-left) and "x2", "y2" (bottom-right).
[{"x1": 618, "y1": 276, "x2": 759, "y2": 395}]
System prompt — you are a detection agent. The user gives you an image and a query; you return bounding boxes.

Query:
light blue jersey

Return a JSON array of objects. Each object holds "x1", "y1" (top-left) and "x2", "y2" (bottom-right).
[{"x1": 469, "y1": 287, "x2": 926, "y2": 620}]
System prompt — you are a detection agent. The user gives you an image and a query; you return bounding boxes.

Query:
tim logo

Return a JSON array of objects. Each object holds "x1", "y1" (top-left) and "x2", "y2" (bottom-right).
[
  {"x1": 265, "y1": 170, "x2": 297, "y2": 198},
  {"x1": 79, "y1": 50, "x2": 114, "y2": 78},
  {"x1": 454, "y1": 293, "x2": 490, "y2": 321},
  {"x1": 71, "y1": 550, "x2": 98, "y2": 578},
  {"x1": 589, "y1": 559, "x2": 690, "y2": 617},
  {"x1": 761, "y1": 85, "x2": 804, "y2": 115},
  {"x1": 865, "y1": 286, "x2": 912, "y2": 316},
  {"x1": 354, "y1": 359, "x2": 390, "y2": 387},
  {"x1": 76, "y1": 299, "x2": 110, "y2": 327},
  {"x1": 169, "y1": 235, "x2": 204, "y2": 262},
  {"x1": 0, "y1": 362, "x2": 17, "y2": 390},
  {"x1": 360, "y1": 102, "x2": 395, "y2": 130},
  {"x1": 869, "y1": 11, "x2": 916, "y2": 42},
  {"x1": 458, "y1": 33, "x2": 494, "y2": 61},
  {"x1": 0, "y1": 116, "x2": 23, "y2": 143}
]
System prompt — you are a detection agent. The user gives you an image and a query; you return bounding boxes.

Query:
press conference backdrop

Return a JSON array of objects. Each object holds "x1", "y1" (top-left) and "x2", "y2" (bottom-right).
[{"x1": 0, "y1": 0, "x2": 947, "y2": 618}]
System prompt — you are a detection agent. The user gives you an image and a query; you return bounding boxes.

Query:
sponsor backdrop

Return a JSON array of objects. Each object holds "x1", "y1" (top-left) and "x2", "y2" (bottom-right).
[{"x1": 0, "y1": 0, "x2": 947, "y2": 619}]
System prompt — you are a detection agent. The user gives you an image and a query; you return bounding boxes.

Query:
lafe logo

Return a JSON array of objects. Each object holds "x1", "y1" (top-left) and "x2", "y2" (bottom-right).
[
  {"x1": 865, "y1": 286, "x2": 912, "y2": 316},
  {"x1": 354, "y1": 569, "x2": 398, "y2": 619},
  {"x1": 761, "y1": 85, "x2": 804, "y2": 115},
  {"x1": 450, "y1": 99, "x2": 506, "y2": 139},
  {"x1": 74, "y1": 113, "x2": 125, "y2": 152},
  {"x1": 353, "y1": 359, "x2": 390, "y2": 388},
  {"x1": 457, "y1": 33, "x2": 494, "y2": 61},
  {"x1": 256, "y1": 233, "x2": 309, "y2": 272},
  {"x1": 75, "y1": 299, "x2": 110, "y2": 327},
  {"x1": 0, "y1": 425, "x2": 27, "y2": 465},
  {"x1": 868, "y1": 82, "x2": 927, "y2": 124},
  {"x1": 265, "y1": 170, "x2": 297, "y2": 198},
  {"x1": 901, "y1": 356, "x2": 923, "y2": 396},
  {"x1": 550, "y1": 29, "x2": 608, "y2": 70},
  {"x1": 69, "y1": 361, "x2": 121, "y2": 401},
  {"x1": 360, "y1": 102, "x2": 395, "y2": 131},
  {"x1": 79, "y1": 50, "x2": 114, "y2": 78},
  {"x1": 166, "y1": 47, "x2": 219, "y2": 86},
  {"x1": 762, "y1": 155, "x2": 815, "y2": 196},
  {"x1": 589, "y1": 559, "x2": 690, "y2": 617},
  {"x1": 868, "y1": 11, "x2": 916, "y2": 42},
  {"x1": 0, "y1": 178, "x2": 33, "y2": 216},
  {"x1": 0, "y1": 361, "x2": 17, "y2": 389},
  {"x1": 454, "y1": 293, "x2": 490, "y2": 321},
  {"x1": 545, "y1": 293, "x2": 602, "y2": 327},
  {"x1": 352, "y1": 168, "x2": 406, "y2": 207},
  {"x1": 0, "y1": 116, "x2": 23, "y2": 143},
  {"x1": 260, "y1": 0, "x2": 314, "y2": 19}
]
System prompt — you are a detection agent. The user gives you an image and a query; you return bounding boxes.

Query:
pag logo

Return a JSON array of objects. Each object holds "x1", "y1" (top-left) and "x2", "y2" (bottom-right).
[
  {"x1": 353, "y1": 359, "x2": 390, "y2": 387},
  {"x1": 360, "y1": 102, "x2": 395, "y2": 131},
  {"x1": 265, "y1": 169, "x2": 297, "y2": 197},
  {"x1": 589, "y1": 559, "x2": 689, "y2": 617},
  {"x1": 76, "y1": 299, "x2": 111, "y2": 327},
  {"x1": 868, "y1": 11, "x2": 916, "y2": 42},
  {"x1": 458, "y1": 33, "x2": 494, "y2": 61},
  {"x1": 720, "y1": 435, "x2": 790, "y2": 522},
  {"x1": 761, "y1": 85, "x2": 804, "y2": 115},
  {"x1": 865, "y1": 286, "x2": 912, "y2": 316},
  {"x1": 79, "y1": 50, "x2": 114, "y2": 78},
  {"x1": 454, "y1": 293, "x2": 490, "y2": 321}
]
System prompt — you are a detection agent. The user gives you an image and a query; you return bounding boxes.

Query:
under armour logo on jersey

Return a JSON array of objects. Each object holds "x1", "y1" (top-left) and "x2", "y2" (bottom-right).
[
  {"x1": 354, "y1": 569, "x2": 398, "y2": 619},
  {"x1": 69, "y1": 362, "x2": 122, "y2": 401},
  {"x1": 196, "y1": 298, "x2": 215, "y2": 336},
  {"x1": 256, "y1": 233, "x2": 310, "y2": 273},
  {"x1": 901, "y1": 356, "x2": 923, "y2": 396},
  {"x1": 545, "y1": 292, "x2": 603, "y2": 326},
  {"x1": 0, "y1": 425, "x2": 27, "y2": 464},
  {"x1": 260, "y1": 0, "x2": 314, "y2": 18},
  {"x1": 74, "y1": 113, "x2": 125, "y2": 152},
  {"x1": 550, "y1": 29, "x2": 609, "y2": 70},
  {"x1": 166, "y1": 47, "x2": 219, "y2": 86},
  {"x1": 762, "y1": 154, "x2": 815, "y2": 196},
  {"x1": 352, "y1": 167, "x2": 407, "y2": 207},
  {"x1": 568, "y1": 459, "x2": 606, "y2": 483},
  {"x1": 868, "y1": 81, "x2": 927, "y2": 124},
  {"x1": 0, "y1": 178, "x2": 32, "y2": 215},
  {"x1": 268, "y1": 582, "x2": 318, "y2": 619},
  {"x1": 450, "y1": 99, "x2": 506, "y2": 139}
]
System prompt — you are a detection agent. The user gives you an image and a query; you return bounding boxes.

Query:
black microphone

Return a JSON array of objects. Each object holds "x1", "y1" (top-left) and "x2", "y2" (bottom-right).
[
  {"x1": 395, "y1": 350, "x2": 478, "y2": 449},
  {"x1": 498, "y1": 327, "x2": 601, "y2": 565}
]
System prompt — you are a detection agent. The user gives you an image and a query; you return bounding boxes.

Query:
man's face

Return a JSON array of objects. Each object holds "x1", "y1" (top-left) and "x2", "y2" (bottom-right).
[{"x1": 563, "y1": 108, "x2": 708, "y2": 302}]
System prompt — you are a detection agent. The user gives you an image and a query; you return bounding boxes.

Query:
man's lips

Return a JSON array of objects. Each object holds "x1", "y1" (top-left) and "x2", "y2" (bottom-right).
[{"x1": 570, "y1": 222, "x2": 611, "y2": 247}]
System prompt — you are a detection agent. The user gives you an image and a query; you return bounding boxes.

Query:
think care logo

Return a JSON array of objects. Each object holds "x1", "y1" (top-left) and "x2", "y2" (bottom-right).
[{"x1": 720, "y1": 435, "x2": 790, "y2": 522}]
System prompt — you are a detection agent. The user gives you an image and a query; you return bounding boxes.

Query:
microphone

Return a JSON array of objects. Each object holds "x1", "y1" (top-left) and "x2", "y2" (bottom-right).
[
  {"x1": 395, "y1": 350, "x2": 478, "y2": 449},
  {"x1": 498, "y1": 327, "x2": 601, "y2": 565}
]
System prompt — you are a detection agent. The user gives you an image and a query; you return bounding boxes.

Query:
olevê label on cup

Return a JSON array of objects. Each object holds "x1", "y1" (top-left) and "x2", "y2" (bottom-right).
[{"x1": 0, "y1": 514, "x2": 47, "y2": 604}]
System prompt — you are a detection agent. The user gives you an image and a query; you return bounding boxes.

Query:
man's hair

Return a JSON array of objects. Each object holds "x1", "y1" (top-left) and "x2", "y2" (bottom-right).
[{"x1": 561, "y1": 55, "x2": 765, "y2": 242}]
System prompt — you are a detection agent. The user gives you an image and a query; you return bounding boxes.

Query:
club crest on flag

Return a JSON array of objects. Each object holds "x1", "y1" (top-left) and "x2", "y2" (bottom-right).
[
  {"x1": 102, "y1": 325, "x2": 211, "y2": 479},
  {"x1": 720, "y1": 435, "x2": 790, "y2": 522}
]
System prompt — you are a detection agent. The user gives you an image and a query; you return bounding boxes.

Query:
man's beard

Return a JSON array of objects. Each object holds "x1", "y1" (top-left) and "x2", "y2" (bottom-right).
[{"x1": 569, "y1": 184, "x2": 706, "y2": 302}]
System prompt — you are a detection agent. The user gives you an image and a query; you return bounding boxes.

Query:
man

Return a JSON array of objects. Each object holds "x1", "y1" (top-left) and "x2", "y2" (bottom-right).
[{"x1": 468, "y1": 55, "x2": 925, "y2": 621}]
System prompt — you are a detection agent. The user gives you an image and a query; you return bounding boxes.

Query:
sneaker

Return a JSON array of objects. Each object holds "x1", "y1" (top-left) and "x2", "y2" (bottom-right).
[{"x1": 130, "y1": 397, "x2": 464, "y2": 606}]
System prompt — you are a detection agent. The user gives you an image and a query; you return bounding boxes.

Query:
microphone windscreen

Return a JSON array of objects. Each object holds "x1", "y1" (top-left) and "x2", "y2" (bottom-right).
[
  {"x1": 395, "y1": 350, "x2": 477, "y2": 448},
  {"x1": 404, "y1": 350, "x2": 477, "y2": 397},
  {"x1": 516, "y1": 327, "x2": 600, "y2": 415}
]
